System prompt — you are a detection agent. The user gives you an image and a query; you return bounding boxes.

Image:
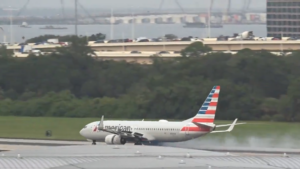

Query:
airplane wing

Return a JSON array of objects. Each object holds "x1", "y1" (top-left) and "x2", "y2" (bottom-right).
[
  {"x1": 97, "y1": 116, "x2": 149, "y2": 141},
  {"x1": 210, "y1": 118, "x2": 239, "y2": 133}
]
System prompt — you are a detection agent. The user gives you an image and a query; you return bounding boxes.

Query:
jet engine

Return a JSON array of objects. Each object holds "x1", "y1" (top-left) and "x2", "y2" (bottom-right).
[{"x1": 105, "y1": 134, "x2": 126, "y2": 145}]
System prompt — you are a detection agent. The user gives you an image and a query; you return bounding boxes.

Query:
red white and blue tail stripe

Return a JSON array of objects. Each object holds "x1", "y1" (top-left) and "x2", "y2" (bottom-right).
[{"x1": 192, "y1": 86, "x2": 220, "y2": 124}]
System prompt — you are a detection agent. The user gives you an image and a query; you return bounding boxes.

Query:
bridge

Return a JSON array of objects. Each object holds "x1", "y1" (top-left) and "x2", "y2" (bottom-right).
[
  {"x1": 83, "y1": 13, "x2": 265, "y2": 25},
  {"x1": 1, "y1": 0, "x2": 265, "y2": 25},
  {"x1": 0, "y1": 12, "x2": 266, "y2": 25}
]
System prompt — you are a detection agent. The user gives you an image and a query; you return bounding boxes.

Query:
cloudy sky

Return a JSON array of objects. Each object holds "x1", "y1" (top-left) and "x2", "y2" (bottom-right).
[{"x1": 1, "y1": 0, "x2": 266, "y2": 10}]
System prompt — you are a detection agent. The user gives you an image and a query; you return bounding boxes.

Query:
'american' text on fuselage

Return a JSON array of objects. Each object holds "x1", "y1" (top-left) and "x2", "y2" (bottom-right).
[{"x1": 105, "y1": 125, "x2": 131, "y2": 131}]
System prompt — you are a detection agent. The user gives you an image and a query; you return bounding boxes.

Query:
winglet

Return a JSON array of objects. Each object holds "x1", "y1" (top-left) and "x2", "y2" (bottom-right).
[
  {"x1": 98, "y1": 115, "x2": 104, "y2": 130},
  {"x1": 227, "y1": 118, "x2": 237, "y2": 132},
  {"x1": 210, "y1": 118, "x2": 238, "y2": 133}
]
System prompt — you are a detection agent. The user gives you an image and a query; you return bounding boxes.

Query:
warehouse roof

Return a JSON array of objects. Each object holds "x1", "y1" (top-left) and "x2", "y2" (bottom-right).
[{"x1": 0, "y1": 144, "x2": 299, "y2": 169}]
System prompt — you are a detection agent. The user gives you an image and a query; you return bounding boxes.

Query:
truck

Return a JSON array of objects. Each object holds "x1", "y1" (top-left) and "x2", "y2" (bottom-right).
[
  {"x1": 47, "y1": 38, "x2": 59, "y2": 44},
  {"x1": 231, "y1": 31, "x2": 255, "y2": 40}
]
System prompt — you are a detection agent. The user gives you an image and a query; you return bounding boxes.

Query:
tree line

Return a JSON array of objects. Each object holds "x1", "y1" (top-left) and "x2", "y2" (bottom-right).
[
  {"x1": 25, "y1": 33, "x2": 106, "y2": 43},
  {"x1": 0, "y1": 37, "x2": 300, "y2": 122}
]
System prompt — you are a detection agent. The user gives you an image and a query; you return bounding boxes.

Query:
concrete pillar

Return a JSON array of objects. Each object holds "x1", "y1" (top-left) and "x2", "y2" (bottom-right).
[
  {"x1": 149, "y1": 18, "x2": 155, "y2": 24},
  {"x1": 136, "y1": 18, "x2": 142, "y2": 24},
  {"x1": 142, "y1": 18, "x2": 150, "y2": 23},
  {"x1": 173, "y1": 17, "x2": 181, "y2": 23},
  {"x1": 180, "y1": 17, "x2": 186, "y2": 23}
]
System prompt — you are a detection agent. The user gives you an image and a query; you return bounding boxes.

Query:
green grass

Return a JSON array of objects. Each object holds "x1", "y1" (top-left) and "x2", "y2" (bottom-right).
[
  {"x1": 201, "y1": 120, "x2": 300, "y2": 148},
  {"x1": 0, "y1": 116, "x2": 96, "y2": 140},
  {"x1": 0, "y1": 116, "x2": 299, "y2": 147}
]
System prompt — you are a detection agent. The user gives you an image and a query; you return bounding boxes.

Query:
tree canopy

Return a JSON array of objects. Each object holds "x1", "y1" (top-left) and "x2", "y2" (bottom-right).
[
  {"x1": 0, "y1": 40, "x2": 300, "y2": 121},
  {"x1": 25, "y1": 33, "x2": 106, "y2": 43}
]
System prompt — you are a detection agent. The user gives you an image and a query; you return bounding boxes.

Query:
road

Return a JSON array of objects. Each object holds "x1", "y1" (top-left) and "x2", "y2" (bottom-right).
[{"x1": 8, "y1": 41, "x2": 300, "y2": 53}]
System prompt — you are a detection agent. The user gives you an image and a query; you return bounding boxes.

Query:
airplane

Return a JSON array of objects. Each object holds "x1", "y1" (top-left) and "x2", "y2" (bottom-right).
[{"x1": 79, "y1": 86, "x2": 245, "y2": 145}]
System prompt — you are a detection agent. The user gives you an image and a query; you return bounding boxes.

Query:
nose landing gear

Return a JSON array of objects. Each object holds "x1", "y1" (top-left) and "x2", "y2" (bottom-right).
[{"x1": 92, "y1": 140, "x2": 96, "y2": 145}]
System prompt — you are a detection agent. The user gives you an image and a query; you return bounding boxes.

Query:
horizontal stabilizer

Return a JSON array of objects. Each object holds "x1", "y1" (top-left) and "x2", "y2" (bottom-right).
[
  {"x1": 216, "y1": 122, "x2": 246, "y2": 128},
  {"x1": 193, "y1": 122, "x2": 215, "y2": 128},
  {"x1": 211, "y1": 118, "x2": 238, "y2": 133}
]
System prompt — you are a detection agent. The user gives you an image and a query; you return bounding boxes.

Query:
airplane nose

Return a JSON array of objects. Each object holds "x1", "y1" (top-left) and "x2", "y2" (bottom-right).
[{"x1": 79, "y1": 129, "x2": 84, "y2": 136}]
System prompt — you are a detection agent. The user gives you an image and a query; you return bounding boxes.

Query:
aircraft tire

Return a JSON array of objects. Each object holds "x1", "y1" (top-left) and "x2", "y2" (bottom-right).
[
  {"x1": 121, "y1": 138, "x2": 126, "y2": 145},
  {"x1": 92, "y1": 140, "x2": 96, "y2": 145}
]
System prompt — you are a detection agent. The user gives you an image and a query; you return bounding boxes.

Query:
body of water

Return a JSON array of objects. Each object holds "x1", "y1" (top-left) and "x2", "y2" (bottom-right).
[{"x1": 0, "y1": 24, "x2": 266, "y2": 43}]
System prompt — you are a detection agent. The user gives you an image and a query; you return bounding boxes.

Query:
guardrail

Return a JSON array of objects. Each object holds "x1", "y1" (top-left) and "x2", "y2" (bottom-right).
[{"x1": 13, "y1": 52, "x2": 181, "y2": 58}]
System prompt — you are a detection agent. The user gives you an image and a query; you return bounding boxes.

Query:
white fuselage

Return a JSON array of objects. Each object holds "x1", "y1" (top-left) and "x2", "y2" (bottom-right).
[{"x1": 79, "y1": 120, "x2": 213, "y2": 143}]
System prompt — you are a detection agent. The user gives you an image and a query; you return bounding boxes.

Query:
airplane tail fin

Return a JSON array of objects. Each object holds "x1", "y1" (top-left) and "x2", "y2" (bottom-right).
[{"x1": 191, "y1": 85, "x2": 220, "y2": 127}]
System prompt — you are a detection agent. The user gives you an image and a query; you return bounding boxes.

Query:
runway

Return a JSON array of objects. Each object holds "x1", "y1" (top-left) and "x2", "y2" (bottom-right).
[
  {"x1": 0, "y1": 138, "x2": 299, "y2": 155},
  {"x1": 193, "y1": 146, "x2": 300, "y2": 155},
  {"x1": 0, "y1": 143, "x2": 299, "y2": 169},
  {"x1": 0, "y1": 138, "x2": 298, "y2": 169}
]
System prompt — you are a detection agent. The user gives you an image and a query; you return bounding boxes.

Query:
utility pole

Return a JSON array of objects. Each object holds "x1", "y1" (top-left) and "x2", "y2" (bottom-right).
[
  {"x1": 122, "y1": 32, "x2": 125, "y2": 52},
  {"x1": 110, "y1": 8, "x2": 114, "y2": 40},
  {"x1": 3, "y1": 7, "x2": 18, "y2": 44},
  {"x1": 10, "y1": 13, "x2": 13, "y2": 44},
  {"x1": 0, "y1": 27, "x2": 5, "y2": 43},
  {"x1": 280, "y1": 31, "x2": 283, "y2": 54},
  {"x1": 131, "y1": 12, "x2": 135, "y2": 40},
  {"x1": 75, "y1": 0, "x2": 78, "y2": 36},
  {"x1": 207, "y1": 0, "x2": 211, "y2": 38}
]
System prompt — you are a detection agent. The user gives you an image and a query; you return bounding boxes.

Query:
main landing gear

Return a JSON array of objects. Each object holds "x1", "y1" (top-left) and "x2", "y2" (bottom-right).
[{"x1": 92, "y1": 140, "x2": 96, "y2": 145}]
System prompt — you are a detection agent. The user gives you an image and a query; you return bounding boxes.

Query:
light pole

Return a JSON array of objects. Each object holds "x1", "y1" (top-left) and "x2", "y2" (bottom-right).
[
  {"x1": 0, "y1": 27, "x2": 5, "y2": 43},
  {"x1": 110, "y1": 8, "x2": 114, "y2": 40},
  {"x1": 75, "y1": 0, "x2": 78, "y2": 36},
  {"x1": 131, "y1": 12, "x2": 135, "y2": 41},
  {"x1": 207, "y1": 0, "x2": 211, "y2": 38},
  {"x1": 3, "y1": 7, "x2": 18, "y2": 44}
]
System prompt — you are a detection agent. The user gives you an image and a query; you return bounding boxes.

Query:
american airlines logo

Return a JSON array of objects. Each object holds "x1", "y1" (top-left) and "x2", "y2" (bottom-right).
[
  {"x1": 93, "y1": 125, "x2": 131, "y2": 132},
  {"x1": 93, "y1": 126, "x2": 98, "y2": 132},
  {"x1": 105, "y1": 126, "x2": 131, "y2": 131}
]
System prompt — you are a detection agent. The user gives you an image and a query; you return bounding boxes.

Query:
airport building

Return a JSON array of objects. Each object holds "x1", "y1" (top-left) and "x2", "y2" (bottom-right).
[
  {"x1": 1, "y1": 143, "x2": 300, "y2": 169},
  {"x1": 267, "y1": 0, "x2": 300, "y2": 37}
]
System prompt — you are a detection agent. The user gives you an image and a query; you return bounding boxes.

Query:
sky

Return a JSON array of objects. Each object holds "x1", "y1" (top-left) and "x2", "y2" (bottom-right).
[{"x1": 1, "y1": 0, "x2": 266, "y2": 10}]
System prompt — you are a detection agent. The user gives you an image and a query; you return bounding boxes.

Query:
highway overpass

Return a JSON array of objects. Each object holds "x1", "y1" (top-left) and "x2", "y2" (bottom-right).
[
  {"x1": 13, "y1": 51, "x2": 181, "y2": 64},
  {"x1": 8, "y1": 41, "x2": 300, "y2": 53},
  {"x1": 12, "y1": 47, "x2": 292, "y2": 64}
]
